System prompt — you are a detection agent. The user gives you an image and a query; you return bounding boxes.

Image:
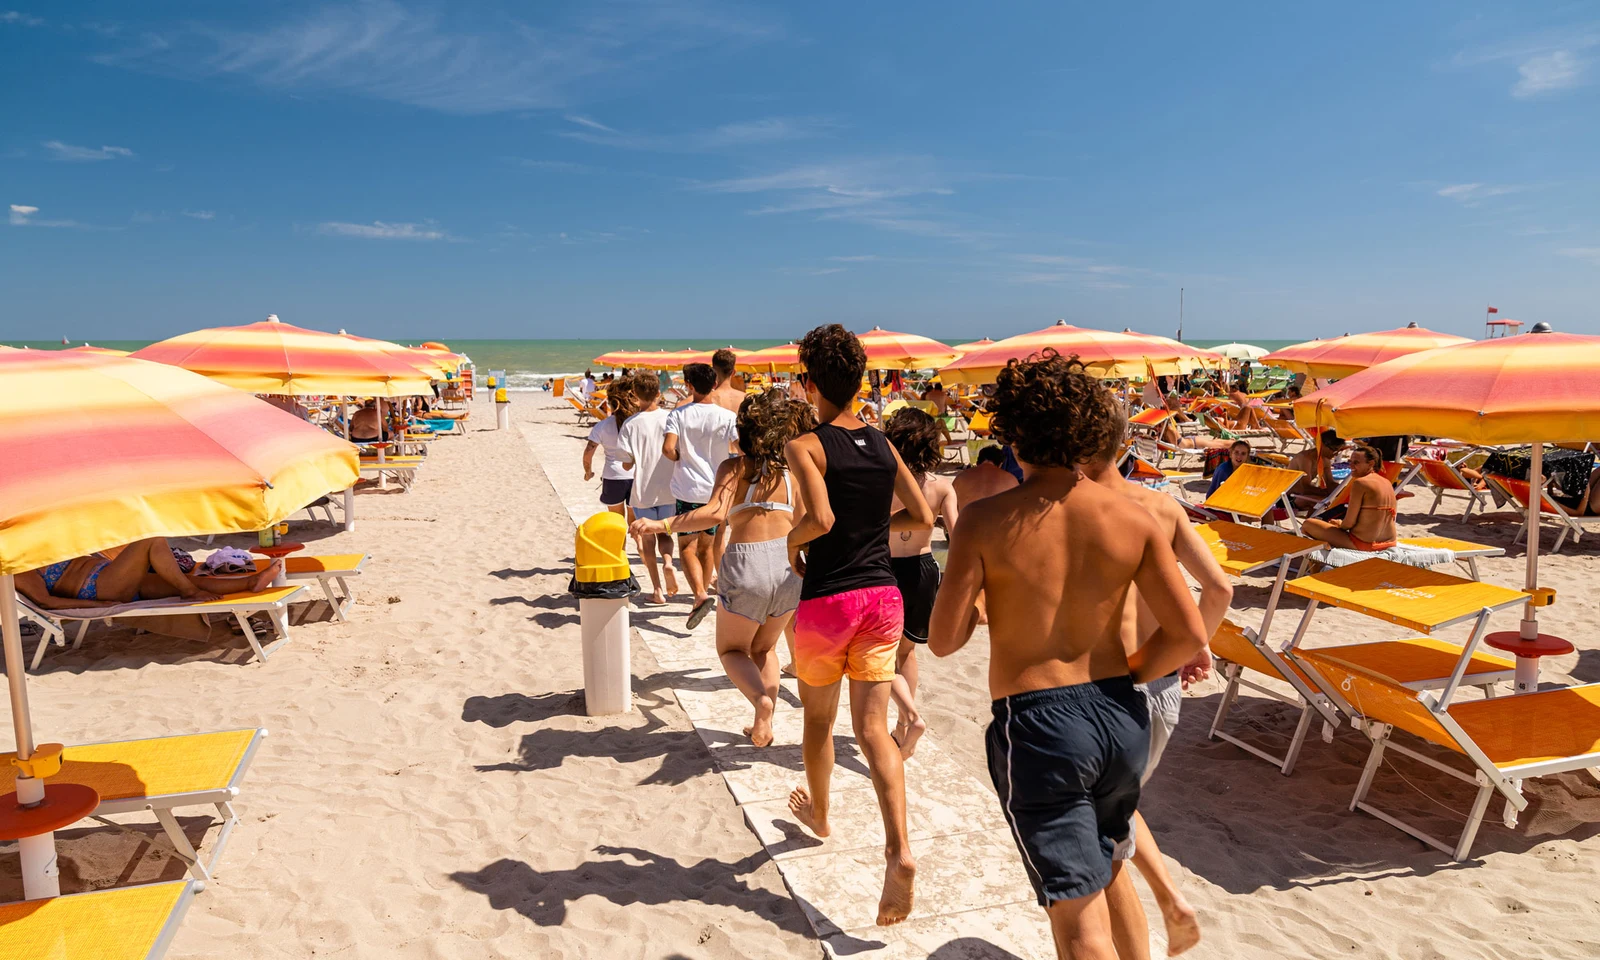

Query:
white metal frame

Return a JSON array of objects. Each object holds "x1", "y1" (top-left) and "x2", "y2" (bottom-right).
[
  {"x1": 1488, "y1": 475, "x2": 1600, "y2": 554},
  {"x1": 1402, "y1": 457, "x2": 1487, "y2": 522},
  {"x1": 16, "y1": 586, "x2": 306, "y2": 668},
  {"x1": 285, "y1": 553, "x2": 368, "y2": 622}
]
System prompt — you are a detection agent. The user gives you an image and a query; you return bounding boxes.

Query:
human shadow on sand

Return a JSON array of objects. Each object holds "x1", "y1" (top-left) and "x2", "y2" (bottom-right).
[
  {"x1": 451, "y1": 846, "x2": 864, "y2": 946},
  {"x1": 462, "y1": 691, "x2": 585, "y2": 727},
  {"x1": 489, "y1": 561, "x2": 575, "y2": 580}
]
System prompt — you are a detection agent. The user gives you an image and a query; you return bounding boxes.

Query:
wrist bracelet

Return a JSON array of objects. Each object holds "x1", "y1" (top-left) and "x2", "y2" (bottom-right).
[{"x1": 663, "y1": 518, "x2": 673, "y2": 535}]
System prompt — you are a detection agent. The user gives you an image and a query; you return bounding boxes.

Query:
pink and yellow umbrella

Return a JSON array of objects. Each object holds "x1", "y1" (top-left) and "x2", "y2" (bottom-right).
[
  {"x1": 736, "y1": 343, "x2": 804, "y2": 374},
  {"x1": 65, "y1": 345, "x2": 131, "y2": 357},
  {"x1": 1267, "y1": 324, "x2": 1472, "y2": 379},
  {"x1": 939, "y1": 321, "x2": 1183, "y2": 383},
  {"x1": 132, "y1": 315, "x2": 434, "y2": 397},
  {"x1": 954, "y1": 338, "x2": 996, "y2": 353},
  {"x1": 0, "y1": 348, "x2": 359, "y2": 898},
  {"x1": 854, "y1": 327, "x2": 960, "y2": 370}
]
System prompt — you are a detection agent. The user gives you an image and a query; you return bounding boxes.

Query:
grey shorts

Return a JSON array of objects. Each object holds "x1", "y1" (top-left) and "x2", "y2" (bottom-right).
[
  {"x1": 718, "y1": 538, "x2": 802, "y2": 623},
  {"x1": 1137, "y1": 673, "x2": 1182, "y2": 785}
]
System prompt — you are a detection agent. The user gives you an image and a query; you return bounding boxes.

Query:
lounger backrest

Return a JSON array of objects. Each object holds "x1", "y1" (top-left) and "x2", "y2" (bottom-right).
[
  {"x1": 1129, "y1": 407, "x2": 1173, "y2": 427},
  {"x1": 1409, "y1": 457, "x2": 1469, "y2": 491},
  {"x1": 1204, "y1": 463, "x2": 1304, "y2": 517},
  {"x1": 1297, "y1": 652, "x2": 1463, "y2": 754},
  {"x1": 1487, "y1": 474, "x2": 1562, "y2": 516},
  {"x1": 1210, "y1": 620, "x2": 1312, "y2": 684}
]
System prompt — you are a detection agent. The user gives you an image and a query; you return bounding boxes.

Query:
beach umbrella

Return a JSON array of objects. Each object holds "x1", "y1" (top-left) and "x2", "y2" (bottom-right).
[
  {"x1": 341, "y1": 332, "x2": 453, "y2": 380},
  {"x1": 1213, "y1": 342, "x2": 1269, "y2": 361},
  {"x1": 954, "y1": 338, "x2": 996, "y2": 353},
  {"x1": 65, "y1": 344, "x2": 131, "y2": 357},
  {"x1": 1294, "y1": 330, "x2": 1600, "y2": 671},
  {"x1": 854, "y1": 327, "x2": 960, "y2": 370},
  {"x1": 1280, "y1": 323, "x2": 1472, "y2": 380},
  {"x1": 938, "y1": 320, "x2": 1183, "y2": 383},
  {"x1": 1119, "y1": 329, "x2": 1229, "y2": 375},
  {"x1": 1261, "y1": 337, "x2": 1337, "y2": 374},
  {"x1": 592, "y1": 350, "x2": 639, "y2": 367},
  {"x1": 131, "y1": 315, "x2": 434, "y2": 397},
  {"x1": 0, "y1": 348, "x2": 359, "y2": 899},
  {"x1": 736, "y1": 343, "x2": 804, "y2": 374}
]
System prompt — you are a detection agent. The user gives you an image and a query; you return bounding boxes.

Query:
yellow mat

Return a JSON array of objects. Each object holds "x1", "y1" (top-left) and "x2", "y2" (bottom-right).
[
  {"x1": 3, "y1": 729, "x2": 255, "y2": 802},
  {"x1": 0, "y1": 881, "x2": 186, "y2": 958},
  {"x1": 1284, "y1": 558, "x2": 1528, "y2": 633}
]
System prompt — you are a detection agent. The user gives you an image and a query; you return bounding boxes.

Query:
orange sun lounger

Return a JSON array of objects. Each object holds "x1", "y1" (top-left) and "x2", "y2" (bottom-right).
[
  {"x1": 1200, "y1": 463, "x2": 1305, "y2": 526},
  {"x1": 0, "y1": 880, "x2": 201, "y2": 959}
]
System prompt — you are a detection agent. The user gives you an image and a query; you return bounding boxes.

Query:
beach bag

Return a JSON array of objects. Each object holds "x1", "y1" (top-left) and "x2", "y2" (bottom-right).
[{"x1": 170, "y1": 547, "x2": 196, "y2": 574}]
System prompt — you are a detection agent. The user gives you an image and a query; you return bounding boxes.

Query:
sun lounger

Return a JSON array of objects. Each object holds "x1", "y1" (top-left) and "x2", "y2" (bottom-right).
[
  {"x1": 1395, "y1": 535, "x2": 1504, "y2": 581},
  {"x1": 1402, "y1": 456, "x2": 1486, "y2": 521},
  {"x1": 284, "y1": 553, "x2": 368, "y2": 621},
  {"x1": 566, "y1": 395, "x2": 596, "y2": 424},
  {"x1": 0, "y1": 880, "x2": 201, "y2": 958},
  {"x1": 1299, "y1": 651, "x2": 1600, "y2": 859},
  {"x1": 1200, "y1": 463, "x2": 1305, "y2": 526},
  {"x1": 358, "y1": 454, "x2": 426, "y2": 490},
  {"x1": 17, "y1": 586, "x2": 307, "y2": 668},
  {"x1": 1266, "y1": 417, "x2": 1315, "y2": 451},
  {"x1": 1484, "y1": 473, "x2": 1600, "y2": 553},
  {"x1": 3, "y1": 729, "x2": 266, "y2": 883}
]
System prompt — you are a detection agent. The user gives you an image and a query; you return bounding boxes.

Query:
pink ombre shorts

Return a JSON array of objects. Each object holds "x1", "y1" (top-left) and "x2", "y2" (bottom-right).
[{"x1": 792, "y1": 585, "x2": 904, "y2": 686}]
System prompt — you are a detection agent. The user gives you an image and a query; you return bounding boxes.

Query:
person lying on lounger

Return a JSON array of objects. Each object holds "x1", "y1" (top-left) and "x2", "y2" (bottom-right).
[
  {"x1": 1300, "y1": 442, "x2": 1397, "y2": 551},
  {"x1": 17, "y1": 538, "x2": 279, "y2": 610}
]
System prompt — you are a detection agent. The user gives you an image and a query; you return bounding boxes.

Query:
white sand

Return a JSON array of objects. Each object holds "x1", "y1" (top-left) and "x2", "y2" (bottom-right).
[{"x1": 4, "y1": 394, "x2": 1598, "y2": 959}]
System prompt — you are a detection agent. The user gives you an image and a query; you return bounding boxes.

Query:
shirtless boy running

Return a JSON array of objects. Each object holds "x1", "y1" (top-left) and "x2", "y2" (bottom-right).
[{"x1": 928, "y1": 353, "x2": 1209, "y2": 960}]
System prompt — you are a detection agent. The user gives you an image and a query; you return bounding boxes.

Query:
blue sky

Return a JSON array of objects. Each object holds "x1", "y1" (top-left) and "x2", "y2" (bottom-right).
[{"x1": 4, "y1": 2, "x2": 1599, "y2": 342}]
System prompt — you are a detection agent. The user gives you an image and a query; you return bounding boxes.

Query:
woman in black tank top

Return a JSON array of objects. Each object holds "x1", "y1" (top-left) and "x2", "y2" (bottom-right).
[{"x1": 800, "y1": 423, "x2": 898, "y2": 599}]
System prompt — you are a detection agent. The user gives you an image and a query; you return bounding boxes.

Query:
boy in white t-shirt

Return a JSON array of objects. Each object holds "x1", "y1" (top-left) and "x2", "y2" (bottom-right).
[
  {"x1": 663, "y1": 362, "x2": 738, "y2": 627},
  {"x1": 582, "y1": 381, "x2": 636, "y2": 515},
  {"x1": 618, "y1": 373, "x2": 679, "y2": 604}
]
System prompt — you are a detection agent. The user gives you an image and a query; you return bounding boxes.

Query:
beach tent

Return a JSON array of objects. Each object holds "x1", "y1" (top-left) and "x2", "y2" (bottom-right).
[
  {"x1": 0, "y1": 347, "x2": 359, "y2": 899},
  {"x1": 1272, "y1": 323, "x2": 1471, "y2": 380},
  {"x1": 938, "y1": 320, "x2": 1183, "y2": 383}
]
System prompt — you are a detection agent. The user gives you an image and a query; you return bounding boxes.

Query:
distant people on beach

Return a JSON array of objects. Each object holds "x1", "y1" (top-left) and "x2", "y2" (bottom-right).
[
  {"x1": 663, "y1": 362, "x2": 739, "y2": 627},
  {"x1": 631, "y1": 388, "x2": 815, "y2": 748},
  {"x1": 927, "y1": 351, "x2": 1207, "y2": 959},
  {"x1": 784, "y1": 324, "x2": 932, "y2": 927}
]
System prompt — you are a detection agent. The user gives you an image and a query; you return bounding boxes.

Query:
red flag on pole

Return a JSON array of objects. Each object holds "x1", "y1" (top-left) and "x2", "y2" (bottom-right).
[{"x1": 1486, "y1": 306, "x2": 1499, "y2": 313}]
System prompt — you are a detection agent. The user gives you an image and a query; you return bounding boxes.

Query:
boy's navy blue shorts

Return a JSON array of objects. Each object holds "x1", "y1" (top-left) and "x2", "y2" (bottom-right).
[{"x1": 985, "y1": 676, "x2": 1149, "y2": 905}]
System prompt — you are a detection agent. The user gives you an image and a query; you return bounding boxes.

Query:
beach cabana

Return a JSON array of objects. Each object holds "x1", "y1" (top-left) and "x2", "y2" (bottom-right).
[
  {"x1": 939, "y1": 320, "x2": 1184, "y2": 383},
  {"x1": 0, "y1": 347, "x2": 358, "y2": 901}
]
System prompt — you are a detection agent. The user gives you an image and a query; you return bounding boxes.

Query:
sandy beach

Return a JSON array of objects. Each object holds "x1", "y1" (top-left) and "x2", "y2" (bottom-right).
[{"x1": 5, "y1": 392, "x2": 1598, "y2": 959}]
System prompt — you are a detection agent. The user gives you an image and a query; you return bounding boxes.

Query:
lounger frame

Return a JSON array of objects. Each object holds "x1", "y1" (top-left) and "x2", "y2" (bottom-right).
[
  {"x1": 285, "y1": 553, "x2": 368, "y2": 622},
  {"x1": 17, "y1": 587, "x2": 305, "y2": 668}
]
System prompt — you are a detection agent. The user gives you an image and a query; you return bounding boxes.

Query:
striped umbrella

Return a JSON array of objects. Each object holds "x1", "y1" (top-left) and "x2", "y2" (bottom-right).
[
  {"x1": 854, "y1": 327, "x2": 960, "y2": 369},
  {"x1": 1277, "y1": 323, "x2": 1471, "y2": 379},
  {"x1": 1294, "y1": 330, "x2": 1600, "y2": 658},
  {"x1": 1120, "y1": 330, "x2": 1229, "y2": 374},
  {"x1": 939, "y1": 321, "x2": 1183, "y2": 383},
  {"x1": 132, "y1": 315, "x2": 434, "y2": 397},
  {"x1": 1261, "y1": 337, "x2": 1335, "y2": 374},
  {"x1": 736, "y1": 342, "x2": 804, "y2": 374},
  {"x1": 66, "y1": 345, "x2": 131, "y2": 357},
  {"x1": 592, "y1": 350, "x2": 640, "y2": 367},
  {"x1": 1213, "y1": 342, "x2": 1269, "y2": 361},
  {"x1": 0, "y1": 347, "x2": 359, "y2": 898},
  {"x1": 342, "y1": 333, "x2": 452, "y2": 379},
  {"x1": 954, "y1": 338, "x2": 996, "y2": 353}
]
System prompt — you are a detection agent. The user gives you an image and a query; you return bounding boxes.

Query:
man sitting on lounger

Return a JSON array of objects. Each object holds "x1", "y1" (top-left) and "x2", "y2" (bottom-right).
[
  {"x1": 350, "y1": 400, "x2": 382, "y2": 442},
  {"x1": 1288, "y1": 430, "x2": 1345, "y2": 505},
  {"x1": 1300, "y1": 442, "x2": 1397, "y2": 551},
  {"x1": 18, "y1": 538, "x2": 280, "y2": 609}
]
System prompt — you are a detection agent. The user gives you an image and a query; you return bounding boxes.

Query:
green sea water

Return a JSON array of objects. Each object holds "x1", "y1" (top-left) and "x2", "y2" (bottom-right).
[{"x1": 9, "y1": 337, "x2": 1300, "y2": 390}]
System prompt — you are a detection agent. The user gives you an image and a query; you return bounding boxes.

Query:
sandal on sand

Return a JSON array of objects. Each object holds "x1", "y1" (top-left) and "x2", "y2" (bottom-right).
[{"x1": 686, "y1": 597, "x2": 715, "y2": 629}]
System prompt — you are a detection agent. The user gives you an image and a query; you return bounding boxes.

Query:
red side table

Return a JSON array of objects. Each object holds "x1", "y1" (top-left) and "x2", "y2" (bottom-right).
[
  {"x1": 1485, "y1": 631, "x2": 1574, "y2": 694},
  {"x1": 251, "y1": 542, "x2": 304, "y2": 588}
]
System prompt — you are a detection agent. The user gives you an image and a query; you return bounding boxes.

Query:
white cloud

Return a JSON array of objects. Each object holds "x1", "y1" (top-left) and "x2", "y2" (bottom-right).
[
  {"x1": 1435, "y1": 182, "x2": 1527, "y2": 204},
  {"x1": 1513, "y1": 50, "x2": 1585, "y2": 97},
  {"x1": 558, "y1": 114, "x2": 836, "y2": 151},
  {"x1": 509, "y1": 158, "x2": 593, "y2": 173},
  {"x1": 43, "y1": 140, "x2": 135, "y2": 162},
  {"x1": 97, "y1": 1, "x2": 783, "y2": 115},
  {"x1": 9, "y1": 203, "x2": 99, "y2": 229},
  {"x1": 317, "y1": 220, "x2": 449, "y2": 240},
  {"x1": 181, "y1": 209, "x2": 216, "y2": 220},
  {"x1": 9, "y1": 204, "x2": 38, "y2": 224},
  {"x1": 1, "y1": 11, "x2": 44, "y2": 27},
  {"x1": 1558, "y1": 247, "x2": 1600, "y2": 266},
  {"x1": 1005, "y1": 252, "x2": 1142, "y2": 288}
]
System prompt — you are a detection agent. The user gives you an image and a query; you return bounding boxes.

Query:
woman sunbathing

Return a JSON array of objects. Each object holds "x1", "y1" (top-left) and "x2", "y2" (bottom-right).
[{"x1": 17, "y1": 537, "x2": 279, "y2": 610}]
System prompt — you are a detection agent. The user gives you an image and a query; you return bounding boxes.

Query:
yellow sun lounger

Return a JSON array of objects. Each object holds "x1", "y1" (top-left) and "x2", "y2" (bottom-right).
[
  {"x1": 284, "y1": 553, "x2": 369, "y2": 622},
  {"x1": 1200, "y1": 463, "x2": 1304, "y2": 525},
  {"x1": 1395, "y1": 535, "x2": 1506, "y2": 582},
  {"x1": 1299, "y1": 652, "x2": 1600, "y2": 860},
  {"x1": 16, "y1": 586, "x2": 307, "y2": 669},
  {"x1": 0, "y1": 880, "x2": 200, "y2": 959},
  {"x1": 2, "y1": 729, "x2": 265, "y2": 883}
]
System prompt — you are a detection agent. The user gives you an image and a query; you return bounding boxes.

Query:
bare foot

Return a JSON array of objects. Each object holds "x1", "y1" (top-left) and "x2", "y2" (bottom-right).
[
  {"x1": 663, "y1": 563, "x2": 679, "y2": 597},
  {"x1": 647, "y1": 590, "x2": 666, "y2": 605},
  {"x1": 788, "y1": 787, "x2": 829, "y2": 838},
  {"x1": 250, "y1": 560, "x2": 282, "y2": 593},
  {"x1": 877, "y1": 853, "x2": 916, "y2": 926},
  {"x1": 744, "y1": 695, "x2": 775, "y2": 747},
  {"x1": 1163, "y1": 899, "x2": 1202, "y2": 956},
  {"x1": 892, "y1": 716, "x2": 927, "y2": 760}
]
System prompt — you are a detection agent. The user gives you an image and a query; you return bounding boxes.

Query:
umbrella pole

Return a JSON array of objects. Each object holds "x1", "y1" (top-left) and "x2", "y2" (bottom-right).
[
  {"x1": 341, "y1": 400, "x2": 356, "y2": 533},
  {"x1": 2, "y1": 573, "x2": 60, "y2": 899},
  {"x1": 1522, "y1": 442, "x2": 1543, "y2": 640}
]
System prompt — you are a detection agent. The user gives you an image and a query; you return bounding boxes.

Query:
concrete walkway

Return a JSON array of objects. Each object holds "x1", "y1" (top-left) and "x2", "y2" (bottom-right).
[{"x1": 522, "y1": 405, "x2": 1143, "y2": 958}]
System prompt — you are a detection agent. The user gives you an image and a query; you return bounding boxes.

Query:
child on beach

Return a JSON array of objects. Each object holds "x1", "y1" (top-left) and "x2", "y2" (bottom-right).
[
  {"x1": 583, "y1": 378, "x2": 637, "y2": 516},
  {"x1": 630, "y1": 389, "x2": 815, "y2": 747},
  {"x1": 927, "y1": 352, "x2": 1208, "y2": 960},
  {"x1": 881, "y1": 407, "x2": 961, "y2": 760},
  {"x1": 664, "y1": 362, "x2": 739, "y2": 627},
  {"x1": 784, "y1": 324, "x2": 934, "y2": 927},
  {"x1": 617, "y1": 373, "x2": 679, "y2": 604}
]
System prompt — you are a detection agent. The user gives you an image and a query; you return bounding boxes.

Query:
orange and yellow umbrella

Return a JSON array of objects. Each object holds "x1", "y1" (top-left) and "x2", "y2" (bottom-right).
[
  {"x1": 1119, "y1": 330, "x2": 1228, "y2": 375},
  {"x1": 854, "y1": 327, "x2": 960, "y2": 370},
  {"x1": 1275, "y1": 323, "x2": 1471, "y2": 379},
  {"x1": 736, "y1": 342, "x2": 804, "y2": 374},
  {"x1": 65, "y1": 344, "x2": 131, "y2": 357},
  {"x1": 1261, "y1": 337, "x2": 1334, "y2": 373},
  {"x1": 954, "y1": 338, "x2": 996, "y2": 354},
  {"x1": 1, "y1": 348, "x2": 359, "y2": 898},
  {"x1": 132, "y1": 315, "x2": 434, "y2": 396},
  {"x1": 593, "y1": 350, "x2": 641, "y2": 367},
  {"x1": 342, "y1": 333, "x2": 453, "y2": 380},
  {"x1": 939, "y1": 321, "x2": 1183, "y2": 383}
]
